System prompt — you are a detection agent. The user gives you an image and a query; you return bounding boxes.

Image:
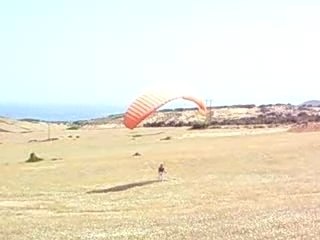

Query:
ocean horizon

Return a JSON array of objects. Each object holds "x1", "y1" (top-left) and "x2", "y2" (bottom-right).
[{"x1": 0, "y1": 103, "x2": 125, "y2": 122}]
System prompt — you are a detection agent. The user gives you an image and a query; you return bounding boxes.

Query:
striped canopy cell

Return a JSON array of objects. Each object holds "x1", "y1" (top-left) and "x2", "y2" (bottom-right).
[{"x1": 123, "y1": 92, "x2": 207, "y2": 129}]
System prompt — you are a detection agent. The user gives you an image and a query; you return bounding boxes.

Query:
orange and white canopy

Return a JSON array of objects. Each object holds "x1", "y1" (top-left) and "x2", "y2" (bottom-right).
[{"x1": 123, "y1": 91, "x2": 207, "y2": 129}]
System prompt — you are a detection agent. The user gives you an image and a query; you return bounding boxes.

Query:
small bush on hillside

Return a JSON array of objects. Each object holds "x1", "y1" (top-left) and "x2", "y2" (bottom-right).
[
  {"x1": 190, "y1": 123, "x2": 208, "y2": 130},
  {"x1": 67, "y1": 125, "x2": 80, "y2": 130},
  {"x1": 160, "y1": 136, "x2": 172, "y2": 141},
  {"x1": 26, "y1": 152, "x2": 43, "y2": 163}
]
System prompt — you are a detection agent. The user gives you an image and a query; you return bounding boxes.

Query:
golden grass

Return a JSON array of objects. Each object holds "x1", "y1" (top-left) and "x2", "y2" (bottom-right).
[{"x1": 0, "y1": 127, "x2": 320, "y2": 239}]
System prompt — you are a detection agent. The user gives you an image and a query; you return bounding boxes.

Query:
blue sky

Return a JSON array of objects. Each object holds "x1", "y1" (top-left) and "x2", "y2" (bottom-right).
[{"x1": 1, "y1": 0, "x2": 320, "y2": 108}]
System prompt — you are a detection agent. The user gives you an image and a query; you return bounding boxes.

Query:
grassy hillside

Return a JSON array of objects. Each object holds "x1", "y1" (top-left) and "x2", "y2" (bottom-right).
[{"x1": 0, "y1": 127, "x2": 319, "y2": 239}]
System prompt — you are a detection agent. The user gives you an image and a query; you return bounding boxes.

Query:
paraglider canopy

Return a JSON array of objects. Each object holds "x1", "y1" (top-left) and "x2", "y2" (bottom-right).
[{"x1": 123, "y1": 90, "x2": 207, "y2": 129}]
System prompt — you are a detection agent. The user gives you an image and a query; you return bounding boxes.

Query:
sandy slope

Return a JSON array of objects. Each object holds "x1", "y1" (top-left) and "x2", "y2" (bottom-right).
[
  {"x1": 0, "y1": 127, "x2": 320, "y2": 239},
  {"x1": 0, "y1": 117, "x2": 65, "y2": 133}
]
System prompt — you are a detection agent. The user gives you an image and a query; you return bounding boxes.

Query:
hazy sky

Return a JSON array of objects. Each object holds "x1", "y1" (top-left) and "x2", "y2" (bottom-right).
[{"x1": 1, "y1": 0, "x2": 319, "y2": 107}]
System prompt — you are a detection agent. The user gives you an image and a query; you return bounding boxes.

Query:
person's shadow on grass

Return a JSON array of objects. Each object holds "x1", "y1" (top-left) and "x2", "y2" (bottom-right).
[{"x1": 86, "y1": 180, "x2": 162, "y2": 194}]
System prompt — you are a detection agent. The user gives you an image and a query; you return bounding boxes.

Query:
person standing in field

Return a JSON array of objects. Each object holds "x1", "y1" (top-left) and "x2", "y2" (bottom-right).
[{"x1": 158, "y1": 163, "x2": 166, "y2": 181}]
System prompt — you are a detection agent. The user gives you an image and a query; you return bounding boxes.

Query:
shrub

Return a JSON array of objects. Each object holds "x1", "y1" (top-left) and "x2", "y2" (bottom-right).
[
  {"x1": 26, "y1": 152, "x2": 43, "y2": 163},
  {"x1": 298, "y1": 112, "x2": 309, "y2": 117},
  {"x1": 160, "y1": 136, "x2": 172, "y2": 141},
  {"x1": 190, "y1": 123, "x2": 208, "y2": 129},
  {"x1": 67, "y1": 125, "x2": 80, "y2": 130}
]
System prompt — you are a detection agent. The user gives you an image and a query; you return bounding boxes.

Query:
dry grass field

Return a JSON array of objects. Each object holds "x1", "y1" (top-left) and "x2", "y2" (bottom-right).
[{"x1": 1, "y1": 126, "x2": 320, "y2": 239}]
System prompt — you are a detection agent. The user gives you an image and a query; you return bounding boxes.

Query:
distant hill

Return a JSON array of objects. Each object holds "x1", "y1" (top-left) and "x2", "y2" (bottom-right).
[
  {"x1": 301, "y1": 100, "x2": 320, "y2": 107},
  {"x1": 75, "y1": 103, "x2": 320, "y2": 129},
  {"x1": 3, "y1": 103, "x2": 320, "y2": 130}
]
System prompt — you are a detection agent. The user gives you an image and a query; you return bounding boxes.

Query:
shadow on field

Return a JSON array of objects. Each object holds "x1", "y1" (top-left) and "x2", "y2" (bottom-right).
[
  {"x1": 130, "y1": 131, "x2": 164, "y2": 138},
  {"x1": 87, "y1": 180, "x2": 161, "y2": 194}
]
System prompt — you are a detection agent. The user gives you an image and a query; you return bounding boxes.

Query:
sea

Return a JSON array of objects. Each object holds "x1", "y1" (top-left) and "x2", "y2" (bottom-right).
[{"x1": 0, "y1": 103, "x2": 125, "y2": 122}]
